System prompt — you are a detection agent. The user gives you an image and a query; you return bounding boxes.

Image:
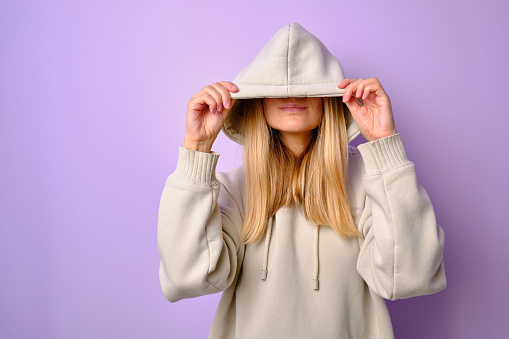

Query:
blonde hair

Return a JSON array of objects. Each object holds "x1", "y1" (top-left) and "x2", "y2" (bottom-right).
[{"x1": 235, "y1": 96, "x2": 362, "y2": 244}]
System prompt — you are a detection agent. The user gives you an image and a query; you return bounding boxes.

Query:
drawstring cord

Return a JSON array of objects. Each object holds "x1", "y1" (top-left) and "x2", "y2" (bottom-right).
[
  {"x1": 261, "y1": 215, "x2": 320, "y2": 290},
  {"x1": 313, "y1": 224, "x2": 320, "y2": 290},
  {"x1": 261, "y1": 216, "x2": 273, "y2": 281}
]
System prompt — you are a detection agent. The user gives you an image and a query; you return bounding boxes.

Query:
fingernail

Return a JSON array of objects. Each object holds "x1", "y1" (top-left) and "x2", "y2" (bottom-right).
[
  {"x1": 217, "y1": 104, "x2": 222, "y2": 112},
  {"x1": 225, "y1": 100, "x2": 231, "y2": 109},
  {"x1": 342, "y1": 95, "x2": 347, "y2": 102}
]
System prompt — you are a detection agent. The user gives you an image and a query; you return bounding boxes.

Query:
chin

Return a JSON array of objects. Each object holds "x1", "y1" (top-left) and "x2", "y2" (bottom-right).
[
  {"x1": 279, "y1": 128, "x2": 315, "y2": 134},
  {"x1": 280, "y1": 123, "x2": 319, "y2": 133}
]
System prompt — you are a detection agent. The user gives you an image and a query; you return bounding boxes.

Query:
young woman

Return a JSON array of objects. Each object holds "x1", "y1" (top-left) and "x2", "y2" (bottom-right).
[{"x1": 157, "y1": 23, "x2": 446, "y2": 338}]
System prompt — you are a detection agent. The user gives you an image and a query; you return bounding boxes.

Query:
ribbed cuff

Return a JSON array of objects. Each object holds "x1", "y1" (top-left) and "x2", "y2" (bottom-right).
[
  {"x1": 173, "y1": 146, "x2": 220, "y2": 184},
  {"x1": 356, "y1": 133, "x2": 412, "y2": 176}
]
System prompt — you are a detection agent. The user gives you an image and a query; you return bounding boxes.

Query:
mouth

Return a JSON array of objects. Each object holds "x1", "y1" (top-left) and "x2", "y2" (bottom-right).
[
  {"x1": 280, "y1": 103, "x2": 307, "y2": 109},
  {"x1": 280, "y1": 103, "x2": 307, "y2": 112}
]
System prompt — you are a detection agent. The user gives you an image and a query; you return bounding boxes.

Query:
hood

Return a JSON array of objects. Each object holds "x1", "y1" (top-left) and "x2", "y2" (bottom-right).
[{"x1": 222, "y1": 22, "x2": 361, "y2": 145}]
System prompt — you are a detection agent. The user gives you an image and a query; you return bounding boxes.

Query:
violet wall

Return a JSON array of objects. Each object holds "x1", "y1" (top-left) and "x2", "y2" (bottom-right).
[{"x1": 1, "y1": 0, "x2": 508, "y2": 338}]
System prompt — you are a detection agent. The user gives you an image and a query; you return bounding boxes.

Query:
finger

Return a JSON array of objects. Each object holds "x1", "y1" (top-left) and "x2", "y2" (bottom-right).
[
  {"x1": 361, "y1": 84, "x2": 380, "y2": 100},
  {"x1": 230, "y1": 98, "x2": 237, "y2": 110},
  {"x1": 198, "y1": 93, "x2": 217, "y2": 114},
  {"x1": 202, "y1": 85, "x2": 223, "y2": 112},
  {"x1": 343, "y1": 95, "x2": 361, "y2": 114},
  {"x1": 218, "y1": 81, "x2": 239, "y2": 93},
  {"x1": 343, "y1": 78, "x2": 363, "y2": 103},
  {"x1": 368, "y1": 76, "x2": 382, "y2": 87},
  {"x1": 357, "y1": 78, "x2": 382, "y2": 99},
  {"x1": 188, "y1": 92, "x2": 217, "y2": 115},
  {"x1": 210, "y1": 82, "x2": 234, "y2": 111},
  {"x1": 219, "y1": 98, "x2": 237, "y2": 120},
  {"x1": 218, "y1": 81, "x2": 239, "y2": 109},
  {"x1": 370, "y1": 77, "x2": 387, "y2": 96},
  {"x1": 337, "y1": 78, "x2": 357, "y2": 89}
]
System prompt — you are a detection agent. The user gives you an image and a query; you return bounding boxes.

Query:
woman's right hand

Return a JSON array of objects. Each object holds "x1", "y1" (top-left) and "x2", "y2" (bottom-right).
[{"x1": 183, "y1": 81, "x2": 239, "y2": 153}]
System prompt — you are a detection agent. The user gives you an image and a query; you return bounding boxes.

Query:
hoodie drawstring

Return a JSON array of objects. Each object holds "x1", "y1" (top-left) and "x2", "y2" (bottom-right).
[
  {"x1": 261, "y1": 216, "x2": 273, "y2": 281},
  {"x1": 261, "y1": 215, "x2": 320, "y2": 290},
  {"x1": 313, "y1": 224, "x2": 320, "y2": 290}
]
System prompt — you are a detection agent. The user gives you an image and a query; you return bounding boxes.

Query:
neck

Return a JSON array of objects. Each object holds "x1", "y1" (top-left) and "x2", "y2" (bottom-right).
[{"x1": 279, "y1": 131, "x2": 314, "y2": 157}]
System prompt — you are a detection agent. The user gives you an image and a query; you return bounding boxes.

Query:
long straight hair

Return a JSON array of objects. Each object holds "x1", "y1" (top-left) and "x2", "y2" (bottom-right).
[{"x1": 236, "y1": 96, "x2": 362, "y2": 244}]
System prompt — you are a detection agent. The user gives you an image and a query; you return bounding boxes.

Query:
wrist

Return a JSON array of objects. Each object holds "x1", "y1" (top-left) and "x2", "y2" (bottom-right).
[
  {"x1": 183, "y1": 139, "x2": 213, "y2": 153},
  {"x1": 369, "y1": 130, "x2": 398, "y2": 142}
]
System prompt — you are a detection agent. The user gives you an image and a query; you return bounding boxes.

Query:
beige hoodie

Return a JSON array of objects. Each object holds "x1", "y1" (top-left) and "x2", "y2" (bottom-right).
[{"x1": 158, "y1": 23, "x2": 446, "y2": 338}]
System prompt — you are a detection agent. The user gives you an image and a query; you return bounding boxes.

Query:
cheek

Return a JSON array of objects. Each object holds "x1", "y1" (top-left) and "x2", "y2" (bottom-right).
[
  {"x1": 310, "y1": 99, "x2": 323, "y2": 120},
  {"x1": 263, "y1": 110, "x2": 278, "y2": 129},
  {"x1": 263, "y1": 100, "x2": 278, "y2": 124},
  {"x1": 312, "y1": 114, "x2": 322, "y2": 129},
  {"x1": 312, "y1": 105, "x2": 323, "y2": 126}
]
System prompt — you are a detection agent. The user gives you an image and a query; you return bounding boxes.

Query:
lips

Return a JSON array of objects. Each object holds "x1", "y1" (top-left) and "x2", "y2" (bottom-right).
[{"x1": 280, "y1": 103, "x2": 307, "y2": 109}]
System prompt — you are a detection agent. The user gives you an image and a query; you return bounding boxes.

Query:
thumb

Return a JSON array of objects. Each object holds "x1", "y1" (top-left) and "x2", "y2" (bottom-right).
[
  {"x1": 219, "y1": 98, "x2": 237, "y2": 121},
  {"x1": 343, "y1": 96, "x2": 361, "y2": 116}
]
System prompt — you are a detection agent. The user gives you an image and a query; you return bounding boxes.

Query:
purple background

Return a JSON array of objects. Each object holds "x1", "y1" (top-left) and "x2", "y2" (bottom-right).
[{"x1": 1, "y1": 0, "x2": 508, "y2": 338}]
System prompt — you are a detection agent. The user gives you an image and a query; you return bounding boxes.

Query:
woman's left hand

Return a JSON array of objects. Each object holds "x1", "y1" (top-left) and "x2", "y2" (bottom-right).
[{"x1": 337, "y1": 77, "x2": 397, "y2": 142}]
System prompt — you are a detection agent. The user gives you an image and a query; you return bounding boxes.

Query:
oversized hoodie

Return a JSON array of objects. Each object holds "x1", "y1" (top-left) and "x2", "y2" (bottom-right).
[{"x1": 157, "y1": 23, "x2": 447, "y2": 338}]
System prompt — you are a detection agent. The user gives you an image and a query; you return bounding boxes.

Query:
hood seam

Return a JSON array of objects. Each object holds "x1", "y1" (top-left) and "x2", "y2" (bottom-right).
[{"x1": 286, "y1": 24, "x2": 291, "y2": 97}]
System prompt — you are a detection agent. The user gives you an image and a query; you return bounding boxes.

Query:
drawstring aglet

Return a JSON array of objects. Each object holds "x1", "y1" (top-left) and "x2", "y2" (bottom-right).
[
  {"x1": 313, "y1": 278, "x2": 319, "y2": 290},
  {"x1": 261, "y1": 269, "x2": 268, "y2": 280}
]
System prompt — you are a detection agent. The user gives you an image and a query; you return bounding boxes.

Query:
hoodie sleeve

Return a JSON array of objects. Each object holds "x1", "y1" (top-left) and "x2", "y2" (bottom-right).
[
  {"x1": 157, "y1": 147, "x2": 244, "y2": 303},
  {"x1": 354, "y1": 133, "x2": 447, "y2": 301}
]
